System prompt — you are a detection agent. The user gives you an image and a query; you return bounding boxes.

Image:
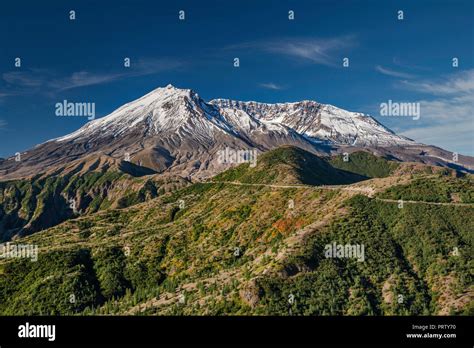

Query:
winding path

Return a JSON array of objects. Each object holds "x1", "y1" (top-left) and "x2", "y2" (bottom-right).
[{"x1": 203, "y1": 181, "x2": 474, "y2": 207}]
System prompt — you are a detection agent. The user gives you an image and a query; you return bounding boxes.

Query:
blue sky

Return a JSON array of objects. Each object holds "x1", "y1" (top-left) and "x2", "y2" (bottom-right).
[{"x1": 0, "y1": 0, "x2": 473, "y2": 157}]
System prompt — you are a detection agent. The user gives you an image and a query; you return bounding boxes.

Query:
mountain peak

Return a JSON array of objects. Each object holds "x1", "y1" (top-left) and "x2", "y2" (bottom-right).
[
  {"x1": 55, "y1": 84, "x2": 210, "y2": 142},
  {"x1": 54, "y1": 84, "x2": 412, "y2": 148},
  {"x1": 144, "y1": 84, "x2": 198, "y2": 100},
  {"x1": 1, "y1": 84, "x2": 472, "y2": 182},
  {"x1": 212, "y1": 97, "x2": 412, "y2": 146}
]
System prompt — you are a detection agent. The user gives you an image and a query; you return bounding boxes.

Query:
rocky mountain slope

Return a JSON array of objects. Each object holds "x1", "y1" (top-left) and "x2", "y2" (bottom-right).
[
  {"x1": 1, "y1": 85, "x2": 472, "y2": 181},
  {"x1": 0, "y1": 155, "x2": 188, "y2": 241},
  {"x1": 210, "y1": 98, "x2": 412, "y2": 146}
]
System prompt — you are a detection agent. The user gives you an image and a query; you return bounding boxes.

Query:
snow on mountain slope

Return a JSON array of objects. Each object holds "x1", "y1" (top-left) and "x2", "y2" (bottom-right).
[
  {"x1": 2, "y1": 84, "x2": 471, "y2": 181},
  {"x1": 56, "y1": 84, "x2": 412, "y2": 148},
  {"x1": 56, "y1": 84, "x2": 235, "y2": 143},
  {"x1": 210, "y1": 99, "x2": 414, "y2": 146},
  {"x1": 0, "y1": 85, "x2": 319, "y2": 179}
]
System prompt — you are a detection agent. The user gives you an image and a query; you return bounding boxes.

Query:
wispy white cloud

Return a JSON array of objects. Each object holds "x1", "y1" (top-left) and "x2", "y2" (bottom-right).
[
  {"x1": 0, "y1": 91, "x2": 18, "y2": 105},
  {"x1": 392, "y1": 57, "x2": 430, "y2": 71},
  {"x1": 400, "y1": 121, "x2": 473, "y2": 151},
  {"x1": 259, "y1": 82, "x2": 284, "y2": 90},
  {"x1": 397, "y1": 69, "x2": 474, "y2": 155},
  {"x1": 3, "y1": 71, "x2": 44, "y2": 87},
  {"x1": 400, "y1": 117, "x2": 474, "y2": 156},
  {"x1": 375, "y1": 65, "x2": 415, "y2": 79},
  {"x1": 53, "y1": 58, "x2": 183, "y2": 91},
  {"x1": 400, "y1": 69, "x2": 474, "y2": 95},
  {"x1": 48, "y1": 71, "x2": 125, "y2": 91},
  {"x1": 228, "y1": 36, "x2": 356, "y2": 66},
  {"x1": 0, "y1": 119, "x2": 7, "y2": 129},
  {"x1": 1, "y1": 58, "x2": 184, "y2": 95}
]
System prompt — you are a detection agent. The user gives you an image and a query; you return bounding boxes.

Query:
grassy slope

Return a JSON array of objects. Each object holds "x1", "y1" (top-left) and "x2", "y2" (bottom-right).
[
  {"x1": 330, "y1": 151, "x2": 399, "y2": 178},
  {"x1": 255, "y1": 195, "x2": 473, "y2": 315},
  {"x1": 377, "y1": 176, "x2": 474, "y2": 203},
  {"x1": 214, "y1": 146, "x2": 367, "y2": 185},
  {"x1": 0, "y1": 147, "x2": 472, "y2": 316}
]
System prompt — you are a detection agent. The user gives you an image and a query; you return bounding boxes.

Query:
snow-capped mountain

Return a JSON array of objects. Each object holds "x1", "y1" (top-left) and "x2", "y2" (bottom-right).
[
  {"x1": 210, "y1": 99, "x2": 413, "y2": 147},
  {"x1": 0, "y1": 84, "x2": 472, "y2": 180},
  {"x1": 54, "y1": 85, "x2": 307, "y2": 146},
  {"x1": 55, "y1": 84, "x2": 412, "y2": 147},
  {"x1": 56, "y1": 85, "x2": 234, "y2": 143}
]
